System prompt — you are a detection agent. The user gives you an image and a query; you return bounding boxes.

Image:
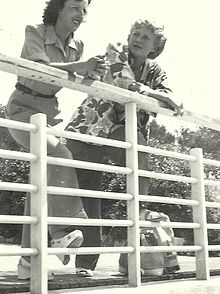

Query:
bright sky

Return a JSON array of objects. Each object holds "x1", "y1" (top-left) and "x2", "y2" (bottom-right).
[{"x1": 0, "y1": 0, "x2": 220, "y2": 132}]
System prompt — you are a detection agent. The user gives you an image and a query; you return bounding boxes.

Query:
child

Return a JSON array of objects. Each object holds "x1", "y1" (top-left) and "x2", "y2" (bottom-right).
[{"x1": 65, "y1": 19, "x2": 183, "y2": 277}]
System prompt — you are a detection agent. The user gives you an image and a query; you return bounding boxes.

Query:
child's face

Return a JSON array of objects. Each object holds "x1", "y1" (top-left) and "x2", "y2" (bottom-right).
[{"x1": 128, "y1": 25, "x2": 156, "y2": 59}]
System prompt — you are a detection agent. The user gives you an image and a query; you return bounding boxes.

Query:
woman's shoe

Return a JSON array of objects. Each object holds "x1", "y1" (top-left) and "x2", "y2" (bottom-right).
[
  {"x1": 76, "y1": 268, "x2": 93, "y2": 277},
  {"x1": 17, "y1": 257, "x2": 54, "y2": 280},
  {"x1": 51, "y1": 229, "x2": 83, "y2": 265},
  {"x1": 119, "y1": 266, "x2": 128, "y2": 275}
]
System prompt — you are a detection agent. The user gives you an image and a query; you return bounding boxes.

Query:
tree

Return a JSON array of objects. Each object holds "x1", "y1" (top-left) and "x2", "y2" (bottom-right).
[
  {"x1": 0, "y1": 109, "x2": 219, "y2": 248},
  {"x1": 177, "y1": 126, "x2": 220, "y2": 160},
  {"x1": 0, "y1": 104, "x2": 29, "y2": 243},
  {"x1": 102, "y1": 121, "x2": 220, "y2": 248},
  {"x1": 101, "y1": 120, "x2": 193, "y2": 243}
]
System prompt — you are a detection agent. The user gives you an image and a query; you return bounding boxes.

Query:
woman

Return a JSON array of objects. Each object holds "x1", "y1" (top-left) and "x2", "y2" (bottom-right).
[{"x1": 5, "y1": 0, "x2": 108, "y2": 279}]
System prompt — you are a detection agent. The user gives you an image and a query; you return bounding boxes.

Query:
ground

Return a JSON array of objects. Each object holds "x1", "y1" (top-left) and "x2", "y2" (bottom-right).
[{"x1": 0, "y1": 244, "x2": 220, "y2": 293}]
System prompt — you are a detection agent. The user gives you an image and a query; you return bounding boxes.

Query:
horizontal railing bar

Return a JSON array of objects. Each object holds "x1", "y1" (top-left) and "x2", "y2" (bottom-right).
[
  {"x1": 0, "y1": 248, "x2": 38, "y2": 256},
  {"x1": 208, "y1": 245, "x2": 220, "y2": 251},
  {"x1": 138, "y1": 145, "x2": 197, "y2": 162},
  {"x1": 0, "y1": 148, "x2": 37, "y2": 162},
  {"x1": 139, "y1": 195, "x2": 199, "y2": 206},
  {"x1": 138, "y1": 170, "x2": 198, "y2": 184},
  {"x1": 0, "y1": 181, "x2": 38, "y2": 192},
  {"x1": 0, "y1": 53, "x2": 179, "y2": 121},
  {"x1": 1, "y1": 53, "x2": 220, "y2": 131},
  {"x1": 47, "y1": 156, "x2": 132, "y2": 175},
  {"x1": 48, "y1": 217, "x2": 133, "y2": 227},
  {"x1": 47, "y1": 186, "x2": 133, "y2": 200},
  {"x1": 0, "y1": 117, "x2": 37, "y2": 132},
  {"x1": 206, "y1": 201, "x2": 220, "y2": 209},
  {"x1": 203, "y1": 158, "x2": 220, "y2": 167},
  {"x1": 48, "y1": 128, "x2": 131, "y2": 149},
  {"x1": 204, "y1": 179, "x2": 220, "y2": 187},
  {"x1": 48, "y1": 246, "x2": 134, "y2": 256},
  {"x1": 139, "y1": 220, "x2": 201, "y2": 229},
  {"x1": 140, "y1": 245, "x2": 202, "y2": 253},
  {"x1": 207, "y1": 223, "x2": 220, "y2": 230},
  {"x1": 0, "y1": 215, "x2": 38, "y2": 224}
]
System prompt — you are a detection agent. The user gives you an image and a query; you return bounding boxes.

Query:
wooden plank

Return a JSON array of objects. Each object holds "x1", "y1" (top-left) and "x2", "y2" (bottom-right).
[
  {"x1": 47, "y1": 186, "x2": 133, "y2": 200},
  {"x1": 139, "y1": 194, "x2": 199, "y2": 206},
  {"x1": 206, "y1": 201, "x2": 220, "y2": 209},
  {"x1": 48, "y1": 246, "x2": 134, "y2": 256},
  {"x1": 125, "y1": 102, "x2": 141, "y2": 287},
  {"x1": 0, "y1": 117, "x2": 37, "y2": 131},
  {"x1": 138, "y1": 169, "x2": 198, "y2": 184},
  {"x1": 48, "y1": 217, "x2": 133, "y2": 227},
  {"x1": 1, "y1": 53, "x2": 220, "y2": 131},
  {"x1": 139, "y1": 220, "x2": 200, "y2": 229},
  {"x1": 204, "y1": 179, "x2": 220, "y2": 187},
  {"x1": 140, "y1": 245, "x2": 201, "y2": 253},
  {"x1": 0, "y1": 248, "x2": 37, "y2": 256},
  {"x1": 30, "y1": 114, "x2": 48, "y2": 294},
  {"x1": 0, "y1": 181, "x2": 37, "y2": 192},
  {"x1": 47, "y1": 245, "x2": 200, "y2": 256},
  {"x1": 0, "y1": 215, "x2": 37, "y2": 224},
  {"x1": 190, "y1": 148, "x2": 210, "y2": 280},
  {"x1": 47, "y1": 128, "x2": 131, "y2": 148},
  {"x1": 0, "y1": 148, "x2": 37, "y2": 161},
  {"x1": 138, "y1": 144, "x2": 196, "y2": 162},
  {"x1": 47, "y1": 156, "x2": 132, "y2": 174},
  {"x1": 203, "y1": 158, "x2": 220, "y2": 167}
]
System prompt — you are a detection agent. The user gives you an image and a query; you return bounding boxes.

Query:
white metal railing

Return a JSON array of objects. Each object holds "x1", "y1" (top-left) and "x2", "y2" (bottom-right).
[{"x1": 0, "y1": 53, "x2": 219, "y2": 293}]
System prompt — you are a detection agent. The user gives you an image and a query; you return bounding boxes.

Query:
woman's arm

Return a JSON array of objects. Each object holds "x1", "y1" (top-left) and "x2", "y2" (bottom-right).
[
  {"x1": 50, "y1": 56, "x2": 108, "y2": 77},
  {"x1": 22, "y1": 25, "x2": 108, "y2": 79}
]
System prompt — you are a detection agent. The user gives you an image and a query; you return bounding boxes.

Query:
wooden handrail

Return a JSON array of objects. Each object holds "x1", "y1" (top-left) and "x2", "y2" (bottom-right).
[{"x1": 0, "y1": 52, "x2": 220, "y2": 131}]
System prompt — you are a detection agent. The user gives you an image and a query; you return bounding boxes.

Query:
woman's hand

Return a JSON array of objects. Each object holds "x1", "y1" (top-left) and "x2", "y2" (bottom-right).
[
  {"x1": 50, "y1": 56, "x2": 109, "y2": 80},
  {"x1": 77, "y1": 56, "x2": 109, "y2": 80}
]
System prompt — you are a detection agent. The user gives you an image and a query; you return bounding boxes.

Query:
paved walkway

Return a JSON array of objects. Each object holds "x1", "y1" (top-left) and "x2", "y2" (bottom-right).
[{"x1": 0, "y1": 244, "x2": 220, "y2": 293}]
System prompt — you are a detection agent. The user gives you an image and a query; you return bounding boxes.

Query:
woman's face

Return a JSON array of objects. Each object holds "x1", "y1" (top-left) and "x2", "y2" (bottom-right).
[
  {"x1": 128, "y1": 25, "x2": 156, "y2": 59},
  {"x1": 57, "y1": 0, "x2": 89, "y2": 33}
]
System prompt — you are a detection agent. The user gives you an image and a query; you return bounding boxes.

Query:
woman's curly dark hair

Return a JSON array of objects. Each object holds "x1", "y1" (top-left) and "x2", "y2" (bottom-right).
[
  {"x1": 128, "y1": 19, "x2": 167, "y2": 59},
  {"x1": 42, "y1": 0, "x2": 92, "y2": 25}
]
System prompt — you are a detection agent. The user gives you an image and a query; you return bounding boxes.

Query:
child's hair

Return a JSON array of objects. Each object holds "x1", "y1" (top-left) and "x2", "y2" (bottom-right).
[
  {"x1": 128, "y1": 19, "x2": 167, "y2": 59},
  {"x1": 42, "y1": 0, "x2": 92, "y2": 25}
]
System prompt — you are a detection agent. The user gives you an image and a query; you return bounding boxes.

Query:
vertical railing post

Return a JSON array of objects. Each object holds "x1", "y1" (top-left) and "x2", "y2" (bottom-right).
[
  {"x1": 125, "y1": 102, "x2": 141, "y2": 287},
  {"x1": 190, "y1": 148, "x2": 209, "y2": 280},
  {"x1": 30, "y1": 113, "x2": 48, "y2": 294}
]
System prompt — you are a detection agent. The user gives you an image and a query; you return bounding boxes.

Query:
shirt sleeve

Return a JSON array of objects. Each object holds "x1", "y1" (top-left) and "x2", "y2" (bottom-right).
[
  {"x1": 141, "y1": 60, "x2": 172, "y2": 94},
  {"x1": 154, "y1": 66, "x2": 172, "y2": 94},
  {"x1": 74, "y1": 39, "x2": 84, "y2": 61},
  {"x1": 20, "y1": 25, "x2": 50, "y2": 64}
]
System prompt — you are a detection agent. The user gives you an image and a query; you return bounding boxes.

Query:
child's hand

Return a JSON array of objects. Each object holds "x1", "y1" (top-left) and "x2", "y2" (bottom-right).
[
  {"x1": 128, "y1": 81, "x2": 143, "y2": 92},
  {"x1": 173, "y1": 103, "x2": 184, "y2": 117},
  {"x1": 130, "y1": 82, "x2": 184, "y2": 117},
  {"x1": 116, "y1": 77, "x2": 134, "y2": 89}
]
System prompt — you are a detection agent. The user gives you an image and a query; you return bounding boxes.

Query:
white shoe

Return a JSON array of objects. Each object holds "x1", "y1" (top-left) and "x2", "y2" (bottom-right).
[
  {"x1": 51, "y1": 229, "x2": 83, "y2": 265},
  {"x1": 17, "y1": 257, "x2": 54, "y2": 280}
]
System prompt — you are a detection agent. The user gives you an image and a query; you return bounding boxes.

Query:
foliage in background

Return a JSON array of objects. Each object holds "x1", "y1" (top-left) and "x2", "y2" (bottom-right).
[
  {"x1": 0, "y1": 105, "x2": 220, "y2": 247},
  {"x1": 0, "y1": 104, "x2": 29, "y2": 243},
  {"x1": 102, "y1": 120, "x2": 220, "y2": 248}
]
